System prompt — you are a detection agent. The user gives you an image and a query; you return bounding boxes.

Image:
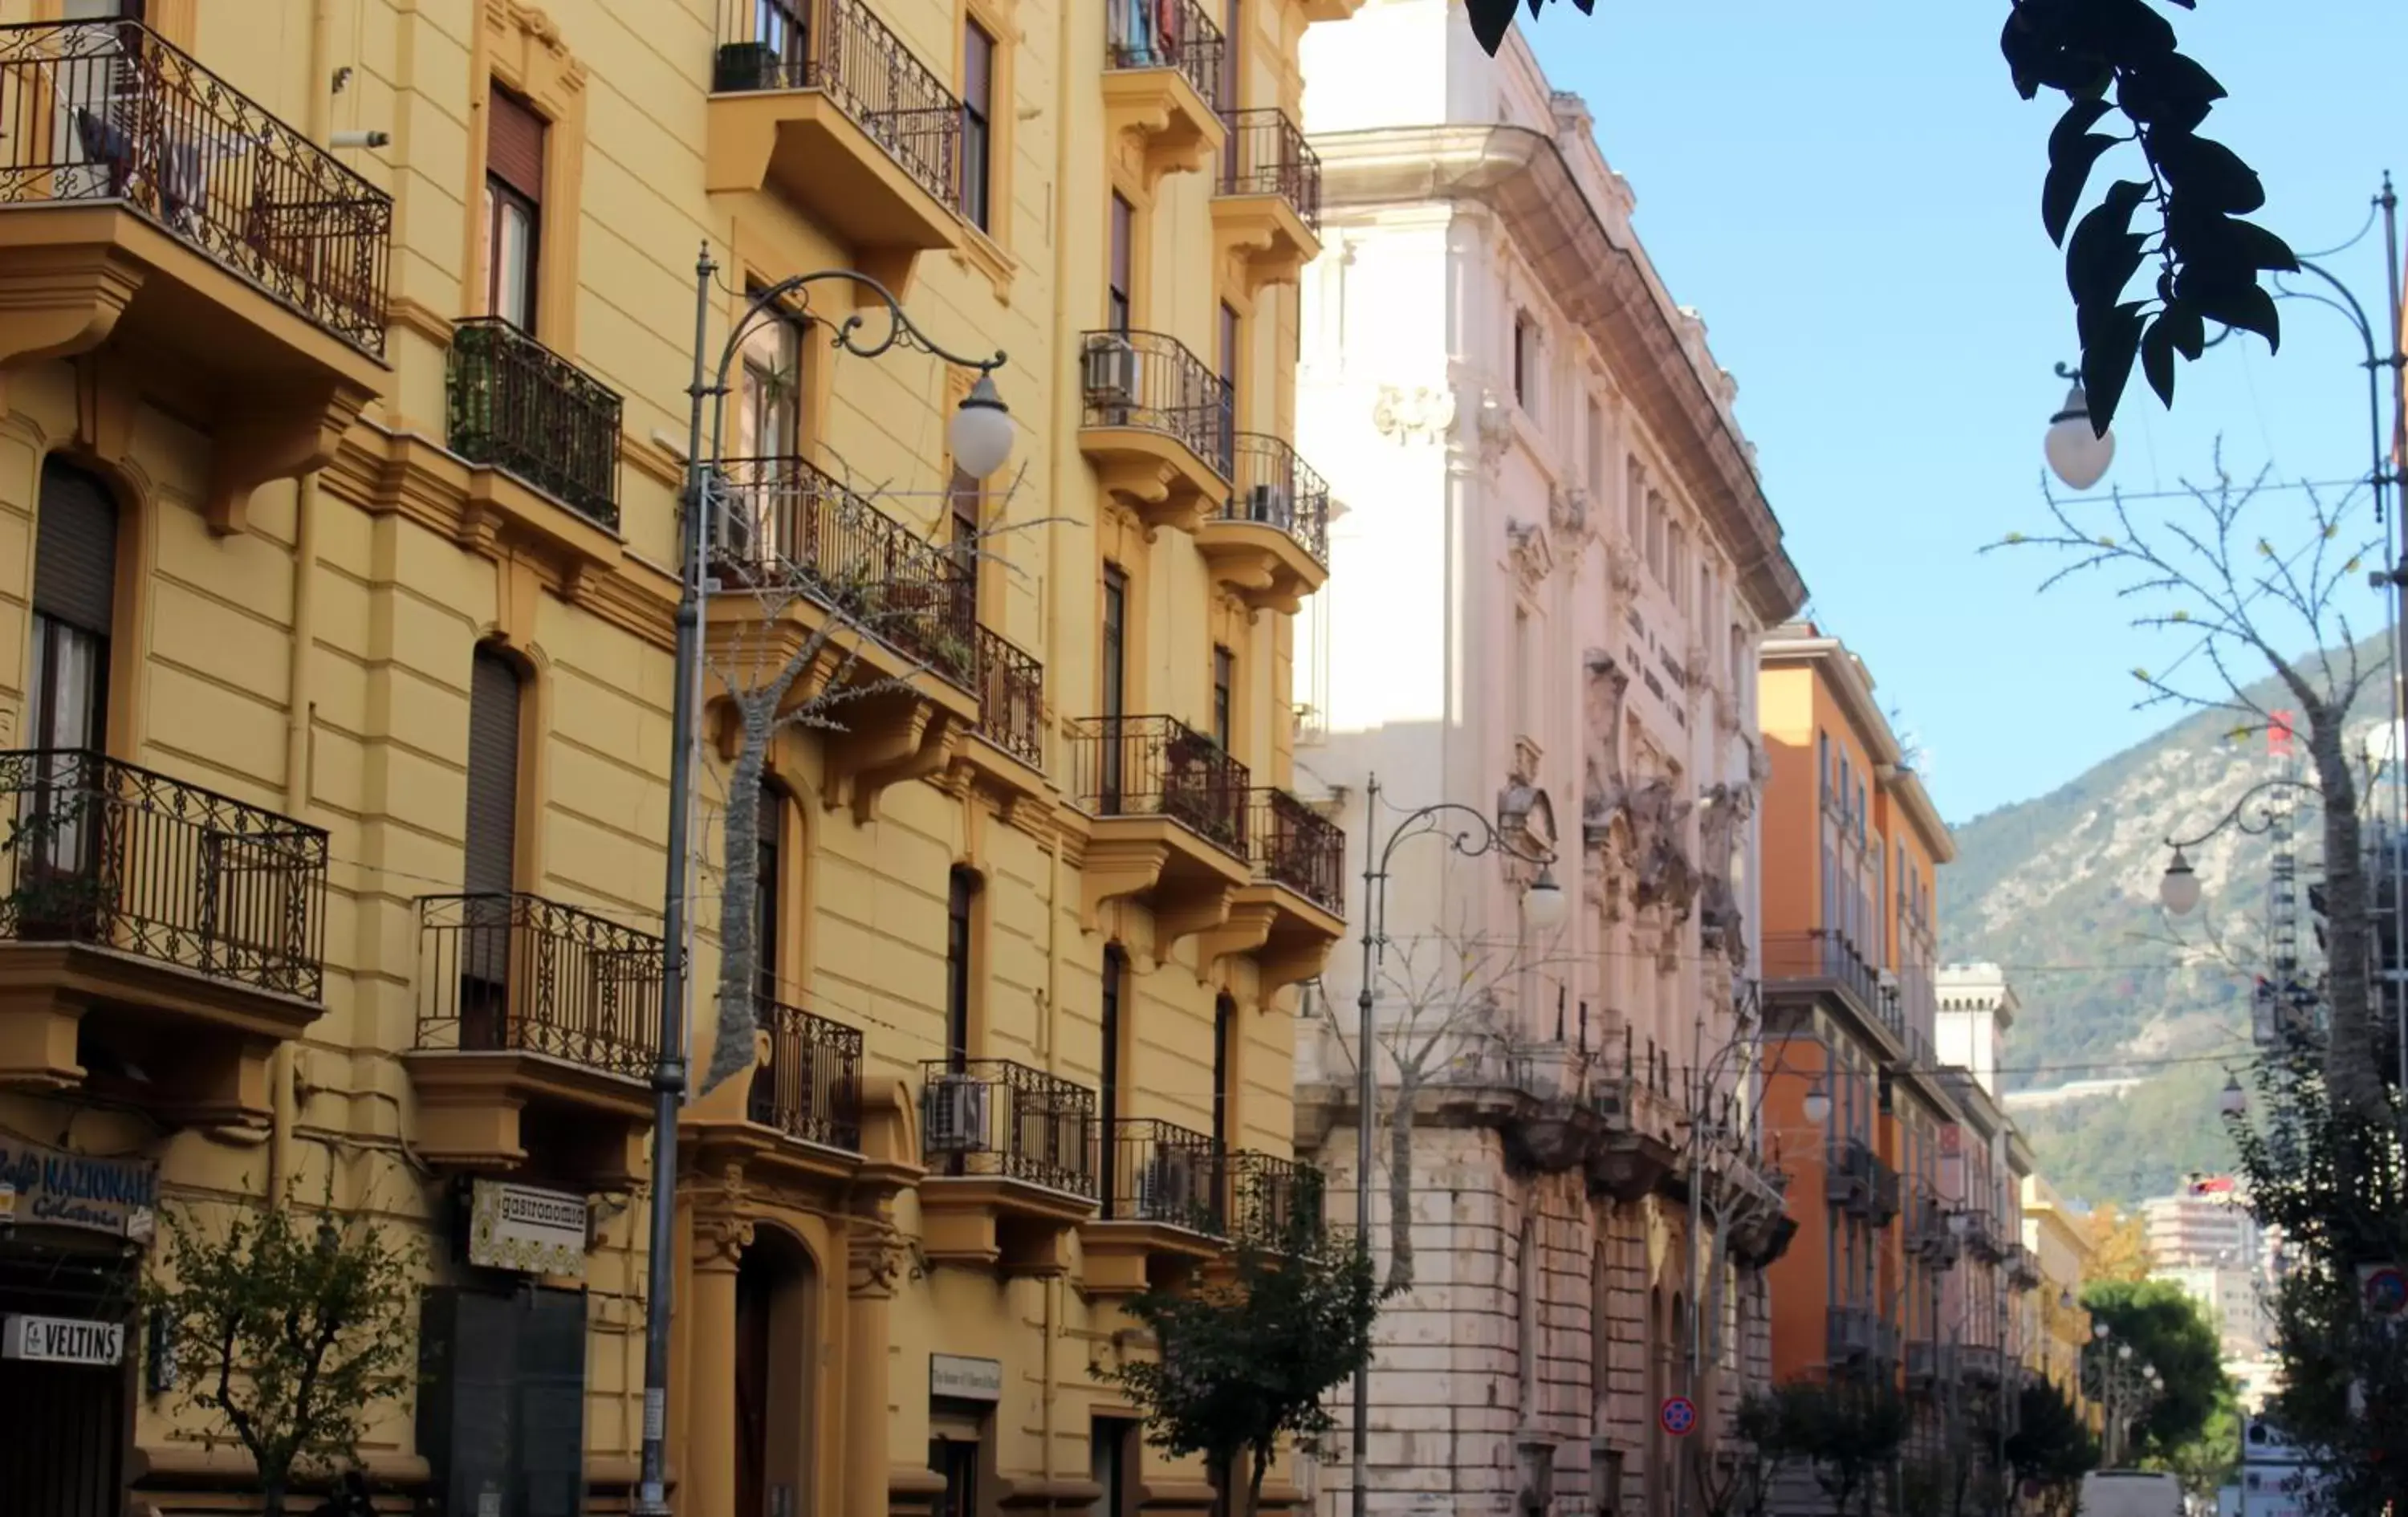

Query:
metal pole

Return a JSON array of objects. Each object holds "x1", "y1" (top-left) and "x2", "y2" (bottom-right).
[
  {"x1": 1352, "y1": 774, "x2": 1381, "y2": 1517},
  {"x1": 2382, "y1": 174, "x2": 2408, "y2": 1104},
  {"x1": 633, "y1": 245, "x2": 715, "y2": 1517}
]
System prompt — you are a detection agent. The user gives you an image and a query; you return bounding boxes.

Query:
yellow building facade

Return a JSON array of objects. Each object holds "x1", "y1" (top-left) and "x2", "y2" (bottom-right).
[
  {"x1": 2022, "y1": 1173, "x2": 2101, "y2": 1428},
  {"x1": 0, "y1": 0, "x2": 1352, "y2": 1511}
]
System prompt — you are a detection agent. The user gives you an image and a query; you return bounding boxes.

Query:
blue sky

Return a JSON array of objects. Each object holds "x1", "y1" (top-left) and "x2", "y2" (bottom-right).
[{"x1": 1523, "y1": 1, "x2": 2408, "y2": 825}]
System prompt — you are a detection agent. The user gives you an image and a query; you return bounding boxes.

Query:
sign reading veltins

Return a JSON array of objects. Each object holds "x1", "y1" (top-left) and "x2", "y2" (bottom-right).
[{"x1": 2, "y1": 1313, "x2": 126, "y2": 1367}]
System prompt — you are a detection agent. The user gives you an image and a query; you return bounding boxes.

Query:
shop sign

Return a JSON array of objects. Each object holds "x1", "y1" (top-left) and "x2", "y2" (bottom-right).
[
  {"x1": 466, "y1": 1180, "x2": 588, "y2": 1279},
  {"x1": 929, "y1": 1353, "x2": 1004, "y2": 1402},
  {"x1": 0, "y1": 1135, "x2": 158, "y2": 1243},
  {"x1": 2, "y1": 1313, "x2": 125, "y2": 1366}
]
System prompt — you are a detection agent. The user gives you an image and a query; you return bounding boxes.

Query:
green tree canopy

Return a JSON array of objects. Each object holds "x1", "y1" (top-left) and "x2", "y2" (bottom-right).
[
  {"x1": 1099, "y1": 1173, "x2": 1379, "y2": 1517},
  {"x1": 2081, "y1": 1279, "x2": 2231, "y2": 1455}
]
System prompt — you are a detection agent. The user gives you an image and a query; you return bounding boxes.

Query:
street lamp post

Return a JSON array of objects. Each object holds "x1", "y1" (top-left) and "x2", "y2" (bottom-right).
[
  {"x1": 633, "y1": 247, "x2": 1014, "y2": 1517},
  {"x1": 1348, "y1": 774, "x2": 1566, "y2": 1517}
]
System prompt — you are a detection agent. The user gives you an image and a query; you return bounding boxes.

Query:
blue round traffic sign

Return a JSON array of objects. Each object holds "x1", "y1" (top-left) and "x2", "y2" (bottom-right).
[
  {"x1": 1661, "y1": 1397, "x2": 1698, "y2": 1437},
  {"x1": 2364, "y1": 1266, "x2": 2407, "y2": 1316}
]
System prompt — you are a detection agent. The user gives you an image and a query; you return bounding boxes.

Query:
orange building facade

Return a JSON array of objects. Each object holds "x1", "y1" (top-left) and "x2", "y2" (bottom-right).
[{"x1": 1755, "y1": 624, "x2": 2024, "y2": 1467}]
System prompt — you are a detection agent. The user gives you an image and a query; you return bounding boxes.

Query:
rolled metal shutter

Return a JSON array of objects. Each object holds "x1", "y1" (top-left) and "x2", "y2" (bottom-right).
[
  {"x1": 486, "y1": 86, "x2": 546, "y2": 201},
  {"x1": 464, "y1": 649, "x2": 520, "y2": 899},
  {"x1": 34, "y1": 459, "x2": 116, "y2": 635}
]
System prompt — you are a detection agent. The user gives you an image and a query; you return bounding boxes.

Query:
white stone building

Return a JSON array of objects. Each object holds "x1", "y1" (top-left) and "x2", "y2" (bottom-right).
[{"x1": 1289, "y1": 6, "x2": 1808, "y2": 1516}]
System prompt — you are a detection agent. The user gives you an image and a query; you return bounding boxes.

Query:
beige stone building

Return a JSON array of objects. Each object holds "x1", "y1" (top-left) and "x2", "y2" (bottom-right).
[{"x1": 0, "y1": 0, "x2": 1353, "y2": 1511}]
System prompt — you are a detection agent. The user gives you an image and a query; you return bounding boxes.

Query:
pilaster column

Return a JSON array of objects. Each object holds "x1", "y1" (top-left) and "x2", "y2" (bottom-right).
[
  {"x1": 686, "y1": 1214, "x2": 752, "y2": 1517},
  {"x1": 847, "y1": 1222, "x2": 903, "y2": 1517}
]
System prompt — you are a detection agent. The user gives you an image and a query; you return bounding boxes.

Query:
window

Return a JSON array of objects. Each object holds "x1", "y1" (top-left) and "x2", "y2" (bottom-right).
[
  {"x1": 1218, "y1": 301, "x2": 1240, "y2": 464},
  {"x1": 1100, "y1": 947, "x2": 1127, "y2": 1194},
  {"x1": 461, "y1": 647, "x2": 524, "y2": 1039},
  {"x1": 1100, "y1": 564, "x2": 1129, "y2": 720},
  {"x1": 961, "y1": 20, "x2": 996, "y2": 231},
  {"x1": 1585, "y1": 396, "x2": 1605, "y2": 501},
  {"x1": 483, "y1": 86, "x2": 545, "y2": 330},
  {"x1": 738, "y1": 285, "x2": 803, "y2": 463},
  {"x1": 1517, "y1": 1219, "x2": 1540, "y2": 1413},
  {"x1": 1107, "y1": 194, "x2": 1134, "y2": 332},
  {"x1": 1218, "y1": 0, "x2": 1240, "y2": 181},
  {"x1": 28, "y1": 460, "x2": 116, "y2": 756},
  {"x1": 1211, "y1": 994, "x2": 1235, "y2": 1152},
  {"x1": 946, "y1": 868, "x2": 978, "y2": 1064},
  {"x1": 755, "y1": 781, "x2": 783, "y2": 1001},
  {"x1": 1512, "y1": 606, "x2": 1531, "y2": 737},
  {"x1": 1511, "y1": 312, "x2": 1538, "y2": 409},
  {"x1": 1211, "y1": 645, "x2": 1235, "y2": 750},
  {"x1": 1644, "y1": 494, "x2": 1665, "y2": 580},
  {"x1": 1625, "y1": 458, "x2": 1644, "y2": 545},
  {"x1": 1092, "y1": 1420, "x2": 1137, "y2": 1517},
  {"x1": 950, "y1": 441, "x2": 982, "y2": 624}
]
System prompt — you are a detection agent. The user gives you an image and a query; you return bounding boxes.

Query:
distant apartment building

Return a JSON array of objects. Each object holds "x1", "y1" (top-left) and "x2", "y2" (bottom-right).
[{"x1": 2144, "y1": 1181, "x2": 2264, "y2": 1269}]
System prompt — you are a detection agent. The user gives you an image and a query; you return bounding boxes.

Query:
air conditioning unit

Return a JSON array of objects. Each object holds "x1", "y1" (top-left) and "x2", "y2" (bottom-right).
[
  {"x1": 923, "y1": 1076, "x2": 991, "y2": 1153},
  {"x1": 1084, "y1": 333, "x2": 1139, "y2": 409},
  {"x1": 1248, "y1": 484, "x2": 1291, "y2": 524}
]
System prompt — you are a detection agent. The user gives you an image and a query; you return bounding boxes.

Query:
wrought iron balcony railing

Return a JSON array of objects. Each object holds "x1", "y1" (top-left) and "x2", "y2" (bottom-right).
[
  {"x1": 1906, "y1": 1198, "x2": 1961, "y2": 1267},
  {"x1": 1227, "y1": 1149, "x2": 1323, "y2": 1249},
  {"x1": 1217, "y1": 107, "x2": 1320, "y2": 229},
  {"x1": 970, "y1": 624, "x2": 1044, "y2": 769},
  {"x1": 746, "y1": 992, "x2": 863, "y2": 1151},
  {"x1": 1079, "y1": 328, "x2": 1235, "y2": 478},
  {"x1": 712, "y1": 0, "x2": 962, "y2": 214},
  {"x1": 415, "y1": 893, "x2": 665, "y2": 1080},
  {"x1": 0, "y1": 749, "x2": 328, "y2": 1000},
  {"x1": 1067, "y1": 714, "x2": 1249, "y2": 859},
  {"x1": 447, "y1": 317, "x2": 624, "y2": 530},
  {"x1": 920, "y1": 1058, "x2": 1098, "y2": 1198},
  {"x1": 1868, "y1": 1156, "x2": 1902, "y2": 1226},
  {"x1": 1222, "y1": 433, "x2": 1330, "y2": 567},
  {"x1": 1825, "y1": 1303, "x2": 1876, "y2": 1363},
  {"x1": 1105, "y1": 0, "x2": 1223, "y2": 109},
  {"x1": 1100, "y1": 1117, "x2": 1226, "y2": 1235},
  {"x1": 1247, "y1": 787, "x2": 1342, "y2": 913},
  {"x1": 1762, "y1": 929, "x2": 1903, "y2": 1039},
  {"x1": 1826, "y1": 1136, "x2": 1874, "y2": 1210},
  {"x1": 709, "y1": 454, "x2": 977, "y2": 687},
  {"x1": 0, "y1": 20, "x2": 393, "y2": 352}
]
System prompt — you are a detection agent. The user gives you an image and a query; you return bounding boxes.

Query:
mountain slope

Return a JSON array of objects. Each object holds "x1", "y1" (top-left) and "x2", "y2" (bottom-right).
[{"x1": 1936, "y1": 641, "x2": 2385, "y2": 1204}]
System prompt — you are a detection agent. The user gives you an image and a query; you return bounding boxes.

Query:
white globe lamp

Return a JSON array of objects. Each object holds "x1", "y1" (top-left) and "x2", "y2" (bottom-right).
[
  {"x1": 1521, "y1": 865, "x2": 1568, "y2": 933},
  {"x1": 949, "y1": 374, "x2": 1015, "y2": 479},
  {"x1": 2160, "y1": 847, "x2": 2203, "y2": 917},
  {"x1": 2044, "y1": 374, "x2": 2116, "y2": 491}
]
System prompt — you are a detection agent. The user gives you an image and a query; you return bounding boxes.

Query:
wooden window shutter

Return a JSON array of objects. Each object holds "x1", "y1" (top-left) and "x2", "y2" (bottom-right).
[
  {"x1": 487, "y1": 85, "x2": 547, "y2": 202},
  {"x1": 464, "y1": 649, "x2": 523, "y2": 898},
  {"x1": 34, "y1": 459, "x2": 118, "y2": 636}
]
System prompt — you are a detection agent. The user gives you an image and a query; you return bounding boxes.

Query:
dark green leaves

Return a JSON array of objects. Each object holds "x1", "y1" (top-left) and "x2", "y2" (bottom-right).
[
  {"x1": 1466, "y1": 0, "x2": 1516, "y2": 55},
  {"x1": 2005, "y1": 0, "x2": 2296, "y2": 433},
  {"x1": 2044, "y1": 100, "x2": 2119, "y2": 244}
]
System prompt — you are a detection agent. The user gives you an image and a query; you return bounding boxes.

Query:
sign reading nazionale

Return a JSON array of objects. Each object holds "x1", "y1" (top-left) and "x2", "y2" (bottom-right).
[{"x1": 0, "y1": 1136, "x2": 158, "y2": 1242}]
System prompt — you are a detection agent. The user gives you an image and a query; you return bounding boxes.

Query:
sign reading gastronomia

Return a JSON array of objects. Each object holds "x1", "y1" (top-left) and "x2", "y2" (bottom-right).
[
  {"x1": 466, "y1": 1179, "x2": 589, "y2": 1279},
  {"x1": 2, "y1": 1313, "x2": 126, "y2": 1366},
  {"x1": 0, "y1": 1136, "x2": 157, "y2": 1242}
]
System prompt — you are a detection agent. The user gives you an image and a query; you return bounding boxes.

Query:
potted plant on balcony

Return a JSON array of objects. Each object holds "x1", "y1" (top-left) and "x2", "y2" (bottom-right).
[
  {"x1": 1161, "y1": 726, "x2": 1238, "y2": 845},
  {"x1": 714, "y1": 39, "x2": 785, "y2": 93},
  {"x1": 2, "y1": 788, "x2": 112, "y2": 943}
]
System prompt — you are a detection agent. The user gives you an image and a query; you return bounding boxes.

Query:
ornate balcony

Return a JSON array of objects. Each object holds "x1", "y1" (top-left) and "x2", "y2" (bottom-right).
[
  {"x1": 1067, "y1": 714, "x2": 1252, "y2": 954},
  {"x1": 404, "y1": 893, "x2": 664, "y2": 1181},
  {"x1": 1200, "y1": 787, "x2": 1343, "y2": 994},
  {"x1": 1962, "y1": 1343, "x2": 2006, "y2": 1386},
  {"x1": 1077, "y1": 328, "x2": 1235, "y2": 532},
  {"x1": 966, "y1": 622, "x2": 1046, "y2": 779},
  {"x1": 681, "y1": 991, "x2": 871, "y2": 1197},
  {"x1": 1906, "y1": 1198, "x2": 1962, "y2": 1269},
  {"x1": 1826, "y1": 1304, "x2": 1877, "y2": 1367},
  {"x1": 445, "y1": 317, "x2": 625, "y2": 564},
  {"x1": 1195, "y1": 433, "x2": 1331, "y2": 614},
  {"x1": 0, "y1": 750, "x2": 327, "y2": 1126},
  {"x1": 1763, "y1": 929, "x2": 1905, "y2": 1045},
  {"x1": 1082, "y1": 1116, "x2": 1228, "y2": 1293},
  {"x1": 0, "y1": 20, "x2": 391, "y2": 534},
  {"x1": 1585, "y1": 1061, "x2": 1687, "y2": 1201},
  {"x1": 1102, "y1": 0, "x2": 1226, "y2": 189},
  {"x1": 1959, "y1": 1208, "x2": 2008, "y2": 1265},
  {"x1": 706, "y1": 0, "x2": 963, "y2": 294},
  {"x1": 1212, "y1": 108, "x2": 1320, "y2": 293},
  {"x1": 2003, "y1": 1240, "x2": 2044, "y2": 1291},
  {"x1": 705, "y1": 455, "x2": 982, "y2": 818},
  {"x1": 917, "y1": 1059, "x2": 1100, "y2": 1275}
]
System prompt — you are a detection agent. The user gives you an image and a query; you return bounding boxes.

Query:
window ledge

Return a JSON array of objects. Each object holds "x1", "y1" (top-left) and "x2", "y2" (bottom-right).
[{"x1": 952, "y1": 227, "x2": 1017, "y2": 304}]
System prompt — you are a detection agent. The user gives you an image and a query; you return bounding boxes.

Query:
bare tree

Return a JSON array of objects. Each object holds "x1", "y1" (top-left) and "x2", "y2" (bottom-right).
[
  {"x1": 1988, "y1": 450, "x2": 2391, "y2": 1121},
  {"x1": 697, "y1": 455, "x2": 1041, "y2": 1092},
  {"x1": 1318, "y1": 910, "x2": 1578, "y2": 1294}
]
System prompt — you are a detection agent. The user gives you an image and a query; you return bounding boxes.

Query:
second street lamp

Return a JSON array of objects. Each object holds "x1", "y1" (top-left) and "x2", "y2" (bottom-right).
[
  {"x1": 2042, "y1": 361, "x2": 2117, "y2": 492},
  {"x1": 1347, "y1": 774, "x2": 1564, "y2": 1517},
  {"x1": 634, "y1": 247, "x2": 1012, "y2": 1517}
]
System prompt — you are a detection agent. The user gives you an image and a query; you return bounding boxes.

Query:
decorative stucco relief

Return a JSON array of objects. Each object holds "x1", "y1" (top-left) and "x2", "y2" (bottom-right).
[{"x1": 1371, "y1": 383, "x2": 1455, "y2": 445}]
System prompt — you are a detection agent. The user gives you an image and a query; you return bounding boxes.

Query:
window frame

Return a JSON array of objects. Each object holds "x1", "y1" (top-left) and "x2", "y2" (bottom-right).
[
  {"x1": 960, "y1": 18, "x2": 997, "y2": 231},
  {"x1": 1108, "y1": 194, "x2": 1135, "y2": 333}
]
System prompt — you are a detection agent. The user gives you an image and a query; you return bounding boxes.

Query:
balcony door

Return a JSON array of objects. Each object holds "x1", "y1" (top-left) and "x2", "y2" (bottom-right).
[
  {"x1": 1100, "y1": 947, "x2": 1125, "y2": 1207},
  {"x1": 22, "y1": 461, "x2": 118, "y2": 935},
  {"x1": 461, "y1": 648, "x2": 523, "y2": 1047},
  {"x1": 734, "y1": 1227, "x2": 818, "y2": 1517},
  {"x1": 483, "y1": 87, "x2": 545, "y2": 331},
  {"x1": 1099, "y1": 564, "x2": 1128, "y2": 803}
]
